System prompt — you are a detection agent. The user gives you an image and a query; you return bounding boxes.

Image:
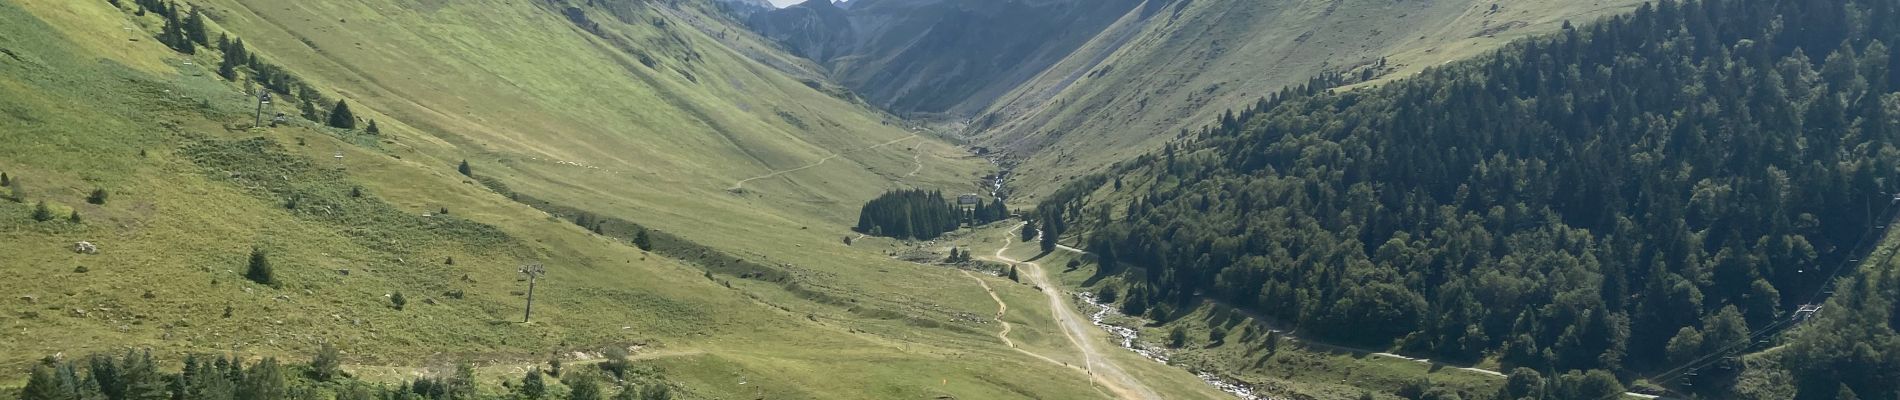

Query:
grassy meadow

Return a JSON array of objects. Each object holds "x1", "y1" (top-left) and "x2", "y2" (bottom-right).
[{"x1": 0, "y1": 0, "x2": 1123, "y2": 398}]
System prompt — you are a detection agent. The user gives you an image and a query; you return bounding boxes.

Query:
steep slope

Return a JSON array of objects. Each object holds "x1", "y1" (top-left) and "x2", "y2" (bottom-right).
[
  {"x1": 0, "y1": 0, "x2": 1169, "y2": 398},
  {"x1": 748, "y1": 0, "x2": 1144, "y2": 116},
  {"x1": 1034, "y1": 0, "x2": 1900, "y2": 398},
  {"x1": 972, "y1": 0, "x2": 1644, "y2": 202}
]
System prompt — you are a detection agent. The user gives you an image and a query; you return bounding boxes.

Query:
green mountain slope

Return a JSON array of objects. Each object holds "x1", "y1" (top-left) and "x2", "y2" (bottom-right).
[
  {"x1": 1033, "y1": 0, "x2": 1900, "y2": 398},
  {"x1": 0, "y1": 0, "x2": 1207, "y2": 398},
  {"x1": 972, "y1": 0, "x2": 1644, "y2": 202}
]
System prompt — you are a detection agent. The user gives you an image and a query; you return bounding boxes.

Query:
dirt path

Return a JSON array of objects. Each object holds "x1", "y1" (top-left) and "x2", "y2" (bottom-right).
[
  {"x1": 960, "y1": 263, "x2": 1120, "y2": 399},
  {"x1": 961, "y1": 270, "x2": 1020, "y2": 348},
  {"x1": 728, "y1": 135, "x2": 919, "y2": 191},
  {"x1": 904, "y1": 144, "x2": 926, "y2": 177},
  {"x1": 987, "y1": 223, "x2": 1162, "y2": 400}
]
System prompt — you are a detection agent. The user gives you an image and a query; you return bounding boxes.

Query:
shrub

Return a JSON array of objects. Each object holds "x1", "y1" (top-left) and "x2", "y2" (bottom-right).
[
  {"x1": 390, "y1": 291, "x2": 407, "y2": 310},
  {"x1": 87, "y1": 189, "x2": 108, "y2": 204},
  {"x1": 600, "y1": 347, "x2": 631, "y2": 380},
  {"x1": 311, "y1": 342, "x2": 341, "y2": 382},
  {"x1": 640, "y1": 384, "x2": 672, "y2": 400},
  {"x1": 564, "y1": 372, "x2": 600, "y2": 400}
]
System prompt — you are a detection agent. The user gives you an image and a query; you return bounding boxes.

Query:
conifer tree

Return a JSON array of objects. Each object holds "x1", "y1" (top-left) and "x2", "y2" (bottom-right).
[
  {"x1": 1038, "y1": 217, "x2": 1057, "y2": 252},
  {"x1": 245, "y1": 247, "x2": 276, "y2": 286},
  {"x1": 218, "y1": 55, "x2": 239, "y2": 81},
  {"x1": 19, "y1": 364, "x2": 63, "y2": 400},
  {"x1": 517, "y1": 369, "x2": 547, "y2": 400},
  {"x1": 120, "y1": 350, "x2": 169, "y2": 400},
  {"x1": 633, "y1": 228, "x2": 653, "y2": 251},
  {"x1": 299, "y1": 99, "x2": 321, "y2": 123},
  {"x1": 158, "y1": 12, "x2": 194, "y2": 54},
  {"x1": 31, "y1": 201, "x2": 52, "y2": 222},
  {"x1": 183, "y1": 7, "x2": 208, "y2": 46},
  {"x1": 457, "y1": 160, "x2": 472, "y2": 177},
  {"x1": 365, "y1": 120, "x2": 380, "y2": 135},
  {"x1": 326, "y1": 100, "x2": 356, "y2": 129},
  {"x1": 237, "y1": 358, "x2": 286, "y2": 400}
]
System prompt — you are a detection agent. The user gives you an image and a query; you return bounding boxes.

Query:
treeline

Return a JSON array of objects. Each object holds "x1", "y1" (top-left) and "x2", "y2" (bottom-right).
[
  {"x1": 17, "y1": 345, "x2": 675, "y2": 400},
  {"x1": 854, "y1": 190, "x2": 1006, "y2": 240},
  {"x1": 1042, "y1": 0, "x2": 1900, "y2": 397}
]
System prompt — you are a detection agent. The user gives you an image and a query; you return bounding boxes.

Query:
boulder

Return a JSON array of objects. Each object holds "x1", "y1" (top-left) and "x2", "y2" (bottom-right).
[{"x1": 73, "y1": 241, "x2": 98, "y2": 254}]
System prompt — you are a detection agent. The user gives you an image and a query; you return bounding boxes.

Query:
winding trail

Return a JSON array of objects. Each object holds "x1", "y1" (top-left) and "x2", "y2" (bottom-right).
[
  {"x1": 960, "y1": 263, "x2": 1119, "y2": 399},
  {"x1": 985, "y1": 223, "x2": 1162, "y2": 400},
  {"x1": 728, "y1": 135, "x2": 920, "y2": 191},
  {"x1": 904, "y1": 144, "x2": 927, "y2": 177},
  {"x1": 961, "y1": 270, "x2": 1020, "y2": 348}
]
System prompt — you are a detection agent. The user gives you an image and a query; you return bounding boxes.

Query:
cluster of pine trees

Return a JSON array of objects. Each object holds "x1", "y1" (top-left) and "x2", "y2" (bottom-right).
[
  {"x1": 853, "y1": 190, "x2": 1006, "y2": 240},
  {"x1": 18, "y1": 345, "x2": 676, "y2": 400},
  {"x1": 21, "y1": 351, "x2": 292, "y2": 400},
  {"x1": 122, "y1": 0, "x2": 207, "y2": 55},
  {"x1": 117, "y1": 0, "x2": 375, "y2": 132},
  {"x1": 1042, "y1": 0, "x2": 1900, "y2": 397}
]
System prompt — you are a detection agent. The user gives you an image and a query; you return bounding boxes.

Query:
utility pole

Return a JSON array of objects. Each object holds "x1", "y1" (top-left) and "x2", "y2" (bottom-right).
[
  {"x1": 520, "y1": 263, "x2": 546, "y2": 323},
  {"x1": 254, "y1": 90, "x2": 271, "y2": 127}
]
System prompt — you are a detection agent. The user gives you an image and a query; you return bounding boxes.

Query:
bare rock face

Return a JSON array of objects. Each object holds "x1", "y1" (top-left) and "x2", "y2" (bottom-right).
[{"x1": 73, "y1": 241, "x2": 98, "y2": 254}]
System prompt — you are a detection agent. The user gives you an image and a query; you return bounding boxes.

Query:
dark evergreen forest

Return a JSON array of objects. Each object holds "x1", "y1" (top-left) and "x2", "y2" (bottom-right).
[
  {"x1": 854, "y1": 190, "x2": 1007, "y2": 240},
  {"x1": 1040, "y1": 0, "x2": 1900, "y2": 397}
]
